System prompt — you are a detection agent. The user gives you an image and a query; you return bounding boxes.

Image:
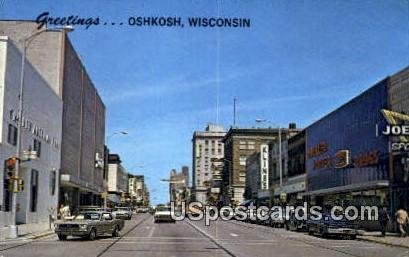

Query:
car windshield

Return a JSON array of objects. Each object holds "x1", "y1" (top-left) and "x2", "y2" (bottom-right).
[
  {"x1": 114, "y1": 207, "x2": 130, "y2": 211},
  {"x1": 74, "y1": 212, "x2": 101, "y2": 220},
  {"x1": 156, "y1": 206, "x2": 171, "y2": 212}
]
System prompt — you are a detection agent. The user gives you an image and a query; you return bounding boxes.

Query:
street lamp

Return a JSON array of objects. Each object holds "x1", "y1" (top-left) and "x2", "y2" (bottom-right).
[
  {"x1": 255, "y1": 119, "x2": 283, "y2": 188},
  {"x1": 103, "y1": 131, "x2": 128, "y2": 209},
  {"x1": 106, "y1": 131, "x2": 128, "y2": 146},
  {"x1": 9, "y1": 25, "x2": 74, "y2": 239}
]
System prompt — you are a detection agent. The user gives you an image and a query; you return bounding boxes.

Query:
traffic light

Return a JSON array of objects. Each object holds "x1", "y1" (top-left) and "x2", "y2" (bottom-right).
[{"x1": 17, "y1": 178, "x2": 24, "y2": 192}]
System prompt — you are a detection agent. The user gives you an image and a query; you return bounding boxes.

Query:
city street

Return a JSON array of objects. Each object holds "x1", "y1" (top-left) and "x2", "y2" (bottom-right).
[{"x1": 1, "y1": 214, "x2": 408, "y2": 257}]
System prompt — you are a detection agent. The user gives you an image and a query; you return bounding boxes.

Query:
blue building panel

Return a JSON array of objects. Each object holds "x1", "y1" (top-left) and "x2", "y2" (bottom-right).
[{"x1": 306, "y1": 79, "x2": 389, "y2": 192}]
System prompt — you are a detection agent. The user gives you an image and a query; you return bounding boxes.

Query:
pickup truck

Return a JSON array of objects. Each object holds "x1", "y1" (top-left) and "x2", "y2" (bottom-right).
[{"x1": 54, "y1": 211, "x2": 125, "y2": 240}]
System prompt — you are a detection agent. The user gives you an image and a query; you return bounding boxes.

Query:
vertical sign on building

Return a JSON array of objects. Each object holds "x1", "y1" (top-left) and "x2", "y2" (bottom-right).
[{"x1": 260, "y1": 144, "x2": 269, "y2": 190}]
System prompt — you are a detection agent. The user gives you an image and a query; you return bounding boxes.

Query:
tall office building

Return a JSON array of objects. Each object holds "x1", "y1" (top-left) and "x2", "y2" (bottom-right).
[{"x1": 192, "y1": 124, "x2": 225, "y2": 203}]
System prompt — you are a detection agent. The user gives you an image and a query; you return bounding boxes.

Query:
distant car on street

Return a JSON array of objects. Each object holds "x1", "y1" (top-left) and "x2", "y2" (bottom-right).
[
  {"x1": 112, "y1": 207, "x2": 133, "y2": 220},
  {"x1": 154, "y1": 206, "x2": 175, "y2": 223},
  {"x1": 135, "y1": 207, "x2": 150, "y2": 213},
  {"x1": 54, "y1": 211, "x2": 125, "y2": 241}
]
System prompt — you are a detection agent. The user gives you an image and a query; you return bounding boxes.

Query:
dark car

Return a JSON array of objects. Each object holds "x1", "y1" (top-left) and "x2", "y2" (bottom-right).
[{"x1": 307, "y1": 214, "x2": 357, "y2": 239}]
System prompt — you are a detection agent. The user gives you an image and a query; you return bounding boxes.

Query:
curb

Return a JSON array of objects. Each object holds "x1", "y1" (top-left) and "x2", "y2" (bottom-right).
[
  {"x1": 357, "y1": 236, "x2": 409, "y2": 249},
  {"x1": 30, "y1": 230, "x2": 54, "y2": 240},
  {"x1": 4, "y1": 230, "x2": 54, "y2": 241}
]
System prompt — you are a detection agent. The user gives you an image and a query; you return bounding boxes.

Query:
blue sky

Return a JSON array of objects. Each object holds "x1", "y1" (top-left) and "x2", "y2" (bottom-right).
[{"x1": 1, "y1": 0, "x2": 408, "y2": 204}]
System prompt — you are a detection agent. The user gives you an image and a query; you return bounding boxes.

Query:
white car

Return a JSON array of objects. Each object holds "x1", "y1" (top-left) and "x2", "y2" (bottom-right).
[
  {"x1": 154, "y1": 206, "x2": 175, "y2": 223},
  {"x1": 112, "y1": 207, "x2": 133, "y2": 220}
]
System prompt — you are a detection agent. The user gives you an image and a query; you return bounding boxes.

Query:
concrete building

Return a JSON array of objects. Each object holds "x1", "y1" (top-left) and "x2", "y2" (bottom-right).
[
  {"x1": 107, "y1": 154, "x2": 128, "y2": 206},
  {"x1": 169, "y1": 166, "x2": 189, "y2": 206},
  {"x1": 129, "y1": 175, "x2": 149, "y2": 207},
  {"x1": 192, "y1": 124, "x2": 225, "y2": 203},
  {"x1": 0, "y1": 21, "x2": 106, "y2": 210},
  {"x1": 243, "y1": 128, "x2": 302, "y2": 202},
  {"x1": 269, "y1": 130, "x2": 305, "y2": 204},
  {"x1": 0, "y1": 36, "x2": 62, "y2": 226},
  {"x1": 222, "y1": 128, "x2": 296, "y2": 205}
]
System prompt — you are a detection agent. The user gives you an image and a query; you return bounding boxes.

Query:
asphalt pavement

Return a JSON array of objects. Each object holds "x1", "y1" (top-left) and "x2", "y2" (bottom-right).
[{"x1": 1, "y1": 214, "x2": 409, "y2": 257}]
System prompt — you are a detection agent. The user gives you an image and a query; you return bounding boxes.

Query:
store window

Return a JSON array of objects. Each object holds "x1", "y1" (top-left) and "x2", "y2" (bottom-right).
[
  {"x1": 7, "y1": 124, "x2": 17, "y2": 146},
  {"x1": 30, "y1": 169, "x2": 39, "y2": 212},
  {"x1": 33, "y1": 139, "x2": 41, "y2": 158},
  {"x1": 50, "y1": 170, "x2": 56, "y2": 195}
]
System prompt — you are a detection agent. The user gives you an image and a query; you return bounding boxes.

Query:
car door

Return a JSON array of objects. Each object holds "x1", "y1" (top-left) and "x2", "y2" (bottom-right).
[{"x1": 101, "y1": 213, "x2": 112, "y2": 234}]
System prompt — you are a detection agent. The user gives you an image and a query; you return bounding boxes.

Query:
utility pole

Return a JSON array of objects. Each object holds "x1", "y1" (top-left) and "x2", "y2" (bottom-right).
[{"x1": 233, "y1": 97, "x2": 237, "y2": 127}]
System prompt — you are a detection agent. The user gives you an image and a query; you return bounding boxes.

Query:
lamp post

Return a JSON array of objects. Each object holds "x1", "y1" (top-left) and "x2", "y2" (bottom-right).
[
  {"x1": 104, "y1": 131, "x2": 128, "y2": 208},
  {"x1": 255, "y1": 119, "x2": 283, "y2": 187},
  {"x1": 9, "y1": 26, "x2": 73, "y2": 239}
]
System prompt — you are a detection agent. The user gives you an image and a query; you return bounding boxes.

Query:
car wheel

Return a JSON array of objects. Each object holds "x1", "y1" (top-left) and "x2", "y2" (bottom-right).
[
  {"x1": 89, "y1": 228, "x2": 97, "y2": 241},
  {"x1": 285, "y1": 223, "x2": 289, "y2": 230},
  {"x1": 57, "y1": 234, "x2": 67, "y2": 241},
  {"x1": 349, "y1": 235, "x2": 357, "y2": 240},
  {"x1": 319, "y1": 228, "x2": 327, "y2": 238},
  {"x1": 112, "y1": 226, "x2": 120, "y2": 237}
]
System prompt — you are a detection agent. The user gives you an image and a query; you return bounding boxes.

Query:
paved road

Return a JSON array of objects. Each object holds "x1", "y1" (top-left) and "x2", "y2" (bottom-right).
[{"x1": 1, "y1": 214, "x2": 409, "y2": 257}]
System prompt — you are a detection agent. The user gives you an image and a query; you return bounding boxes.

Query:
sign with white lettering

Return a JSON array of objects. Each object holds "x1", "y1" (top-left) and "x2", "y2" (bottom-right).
[{"x1": 260, "y1": 144, "x2": 269, "y2": 190}]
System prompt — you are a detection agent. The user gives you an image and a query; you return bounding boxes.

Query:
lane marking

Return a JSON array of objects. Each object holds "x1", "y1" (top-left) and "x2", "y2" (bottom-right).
[
  {"x1": 148, "y1": 226, "x2": 155, "y2": 238},
  {"x1": 230, "y1": 233, "x2": 238, "y2": 237}
]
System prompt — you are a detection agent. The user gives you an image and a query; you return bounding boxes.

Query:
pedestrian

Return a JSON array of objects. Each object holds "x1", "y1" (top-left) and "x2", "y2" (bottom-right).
[
  {"x1": 59, "y1": 204, "x2": 71, "y2": 221},
  {"x1": 395, "y1": 207, "x2": 409, "y2": 237},
  {"x1": 378, "y1": 206, "x2": 390, "y2": 237}
]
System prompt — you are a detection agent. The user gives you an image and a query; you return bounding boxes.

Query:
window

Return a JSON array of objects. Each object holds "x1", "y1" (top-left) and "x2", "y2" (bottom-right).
[
  {"x1": 33, "y1": 139, "x2": 41, "y2": 158},
  {"x1": 248, "y1": 141, "x2": 256, "y2": 150},
  {"x1": 239, "y1": 141, "x2": 247, "y2": 150},
  {"x1": 204, "y1": 173, "x2": 209, "y2": 176},
  {"x1": 239, "y1": 156, "x2": 247, "y2": 166},
  {"x1": 7, "y1": 124, "x2": 17, "y2": 146},
  {"x1": 30, "y1": 170, "x2": 39, "y2": 212},
  {"x1": 50, "y1": 170, "x2": 56, "y2": 195}
]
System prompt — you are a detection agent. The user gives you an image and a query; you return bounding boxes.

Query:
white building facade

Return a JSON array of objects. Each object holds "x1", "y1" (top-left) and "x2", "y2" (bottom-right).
[
  {"x1": 192, "y1": 124, "x2": 225, "y2": 203},
  {"x1": 0, "y1": 36, "x2": 62, "y2": 226}
]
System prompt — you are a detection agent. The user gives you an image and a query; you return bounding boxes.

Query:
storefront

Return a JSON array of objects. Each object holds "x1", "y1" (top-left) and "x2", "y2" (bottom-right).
[{"x1": 305, "y1": 79, "x2": 390, "y2": 229}]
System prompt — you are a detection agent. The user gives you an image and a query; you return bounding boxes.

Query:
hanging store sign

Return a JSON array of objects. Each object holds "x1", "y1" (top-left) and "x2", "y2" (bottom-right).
[
  {"x1": 380, "y1": 109, "x2": 409, "y2": 152},
  {"x1": 260, "y1": 144, "x2": 269, "y2": 190}
]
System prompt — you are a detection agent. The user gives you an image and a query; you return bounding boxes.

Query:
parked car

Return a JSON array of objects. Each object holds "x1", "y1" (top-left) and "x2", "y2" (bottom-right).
[
  {"x1": 54, "y1": 211, "x2": 125, "y2": 241},
  {"x1": 307, "y1": 214, "x2": 357, "y2": 239},
  {"x1": 154, "y1": 206, "x2": 175, "y2": 223},
  {"x1": 112, "y1": 207, "x2": 133, "y2": 220}
]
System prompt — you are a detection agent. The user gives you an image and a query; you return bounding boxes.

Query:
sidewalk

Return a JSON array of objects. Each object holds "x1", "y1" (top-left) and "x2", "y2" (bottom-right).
[
  {"x1": 357, "y1": 230, "x2": 409, "y2": 249},
  {"x1": 0, "y1": 222, "x2": 54, "y2": 242}
]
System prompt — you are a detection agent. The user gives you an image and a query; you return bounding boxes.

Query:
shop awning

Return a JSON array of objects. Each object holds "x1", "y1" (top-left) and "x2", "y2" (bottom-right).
[{"x1": 300, "y1": 180, "x2": 389, "y2": 197}]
